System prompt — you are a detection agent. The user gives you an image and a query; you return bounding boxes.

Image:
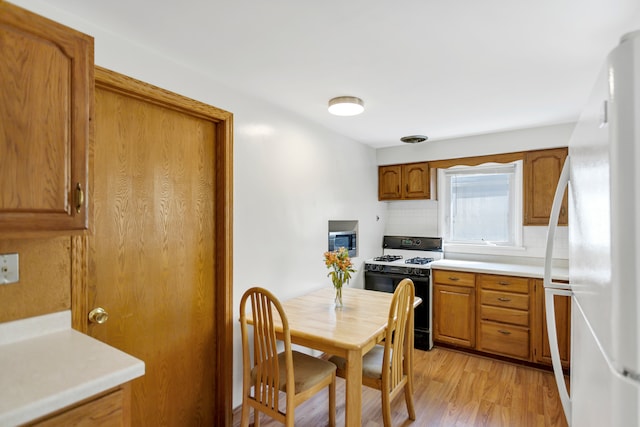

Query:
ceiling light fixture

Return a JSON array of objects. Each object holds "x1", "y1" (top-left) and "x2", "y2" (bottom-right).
[{"x1": 328, "y1": 96, "x2": 364, "y2": 116}]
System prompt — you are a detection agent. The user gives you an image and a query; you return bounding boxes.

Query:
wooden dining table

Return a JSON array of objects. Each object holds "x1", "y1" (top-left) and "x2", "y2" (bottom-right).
[{"x1": 247, "y1": 286, "x2": 421, "y2": 426}]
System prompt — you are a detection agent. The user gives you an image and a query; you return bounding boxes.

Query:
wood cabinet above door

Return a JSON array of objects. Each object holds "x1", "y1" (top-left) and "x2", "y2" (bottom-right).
[
  {"x1": 0, "y1": 3, "x2": 93, "y2": 236},
  {"x1": 378, "y1": 162, "x2": 430, "y2": 200}
]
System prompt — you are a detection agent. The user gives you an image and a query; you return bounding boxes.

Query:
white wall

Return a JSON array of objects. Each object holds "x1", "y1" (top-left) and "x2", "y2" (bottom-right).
[
  {"x1": 10, "y1": 0, "x2": 387, "y2": 409},
  {"x1": 378, "y1": 124, "x2": 574, "y2": 261}
]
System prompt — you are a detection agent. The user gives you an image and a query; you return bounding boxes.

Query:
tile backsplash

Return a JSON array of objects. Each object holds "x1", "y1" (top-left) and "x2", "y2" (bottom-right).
[
  {"x1": 382, "y1": 200, "x2": 568, "y2": 260},
  {"x1": 383, "y1": 200, "x2": 439, "y2": 237}
]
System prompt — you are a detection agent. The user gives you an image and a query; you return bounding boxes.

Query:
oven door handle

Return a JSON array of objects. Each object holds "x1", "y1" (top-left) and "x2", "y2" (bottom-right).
[{"x1": 365, "y1": 271, "x2": 428, "y2": 281}]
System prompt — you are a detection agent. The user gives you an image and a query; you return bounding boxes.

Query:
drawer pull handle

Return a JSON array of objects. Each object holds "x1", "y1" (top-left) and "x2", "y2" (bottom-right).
[
  {"x1": 449, "y1": 277, "x2": 460, "y2": 281},
  {"x1": 498, "y1": 297, "x2": 511, "y2": 302},
  {"x1": 498, "y1": 281, "x2": 510, "y2": 286},
  {"x1": 498, "y1": 329, "x2": 511, "y2": 335}
]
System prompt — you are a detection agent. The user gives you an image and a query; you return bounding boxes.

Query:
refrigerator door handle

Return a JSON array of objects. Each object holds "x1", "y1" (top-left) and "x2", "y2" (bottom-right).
[
  {"x1": 544, "y1": 155, "x2": 570, "y2": 290},
  {"x1": 544, "y1": 287, "x2": 572, "y2": 423},
  {"x1": 543, "y1": 156, "x2": 572, "y2": 424}
]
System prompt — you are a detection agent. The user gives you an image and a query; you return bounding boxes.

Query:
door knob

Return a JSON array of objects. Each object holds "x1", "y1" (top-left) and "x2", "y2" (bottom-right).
[{"x1": 88, "y1": 307, "x2": 109, "y2": 324}]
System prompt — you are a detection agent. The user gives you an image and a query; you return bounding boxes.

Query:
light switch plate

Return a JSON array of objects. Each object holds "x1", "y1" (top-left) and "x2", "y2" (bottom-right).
[{"x1": 0, "y1": 253, "x2": 19, "y2": 285}]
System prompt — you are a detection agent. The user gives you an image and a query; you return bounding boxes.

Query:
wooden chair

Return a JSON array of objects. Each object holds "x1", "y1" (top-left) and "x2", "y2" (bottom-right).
[
  {"x1": 239, "y1": 287, "x2": 336, "y2": 427},
  {"x1": 329, "y1": 279, "x2": 416, "y2": 427}
]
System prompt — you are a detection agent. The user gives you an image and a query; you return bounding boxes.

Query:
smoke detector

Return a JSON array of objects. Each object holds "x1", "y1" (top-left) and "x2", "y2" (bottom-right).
[{"x1": 400, "y1": 135, "x2": 428, "y2": 144}]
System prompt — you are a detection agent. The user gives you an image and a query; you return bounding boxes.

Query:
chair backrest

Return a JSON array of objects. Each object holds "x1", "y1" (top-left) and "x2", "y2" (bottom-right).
[
  {"x1": 382, "y1": 278, "x2": 415, "y2": 392},
  {"x1": 239, "y1": 287, "x2": 293, "y2": 412}
]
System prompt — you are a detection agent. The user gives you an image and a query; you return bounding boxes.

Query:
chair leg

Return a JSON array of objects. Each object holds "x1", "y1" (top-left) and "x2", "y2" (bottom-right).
[
  {"x1": 381, "y1": 389, "x2": 392, "y2": 427},
  {"x1": 404, "y1": 382, "x2": 416, "y2": 420},
  {"x1": 285, "y1": 407, "x2": 295, "y2": 427},
  {"x1": 254, "y1": 408, "x2": 260, "y2": 427},
  {"x1": 329, "y1": 378, "x2": 336, "y2": 427},
  {"x1": 405, "y1": 349, "x2": 416, "y2": 420},
  {"x1": 240, "y1": 402, "x2": 250, "y2": 427}
]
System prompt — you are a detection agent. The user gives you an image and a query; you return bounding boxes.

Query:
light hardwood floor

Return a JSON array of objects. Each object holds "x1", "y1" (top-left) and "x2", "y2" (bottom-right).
[{"x1": 232, "y1": 347, "x2": 568, "y2": 427}]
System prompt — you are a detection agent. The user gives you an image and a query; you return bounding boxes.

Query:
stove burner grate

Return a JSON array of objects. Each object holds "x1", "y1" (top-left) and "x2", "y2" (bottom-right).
[
  {"x1": 405, "y1": 257, "x2": 434, "y2": 265},
  {"x1": 373, "y1": 255, "x2": 403, "y2": 262}
]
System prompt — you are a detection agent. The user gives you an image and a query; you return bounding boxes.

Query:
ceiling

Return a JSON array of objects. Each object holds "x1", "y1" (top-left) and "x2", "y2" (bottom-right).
[{"x1": 45, "y1": 0, "x2": 640, "y2": 148}]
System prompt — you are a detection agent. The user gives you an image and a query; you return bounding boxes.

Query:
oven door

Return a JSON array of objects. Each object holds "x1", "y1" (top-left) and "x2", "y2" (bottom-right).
[{"x1": 364, "y1": 270, "x2": 432, "y2": 350}]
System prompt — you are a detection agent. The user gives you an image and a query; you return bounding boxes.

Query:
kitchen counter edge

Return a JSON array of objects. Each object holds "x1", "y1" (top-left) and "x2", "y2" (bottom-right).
[
  {"x1": 430, "y1": 259, "x2": 569, "y2": 281},
  {"x1": 0, "y1": 311, "x2": 145, "y2": 426}
]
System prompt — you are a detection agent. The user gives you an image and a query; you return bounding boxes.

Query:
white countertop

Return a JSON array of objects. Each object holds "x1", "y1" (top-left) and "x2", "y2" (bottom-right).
[
  {"x1": 0, "y1": 311, "x2": 145, "y2": 426},
  {"x1": 430, "y1": 259, "x2": 569, "y2": 281}
]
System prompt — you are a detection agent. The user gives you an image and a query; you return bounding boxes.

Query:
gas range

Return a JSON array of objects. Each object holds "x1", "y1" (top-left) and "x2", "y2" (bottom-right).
[{"x1": 364, "y1": 235, "x2": 442, "y2": 351}]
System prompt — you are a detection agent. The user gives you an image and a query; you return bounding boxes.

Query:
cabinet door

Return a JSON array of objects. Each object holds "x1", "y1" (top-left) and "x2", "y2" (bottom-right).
[
  {"x1": 534, "y1": 279, "x2": 571, "y2": 367},
  {"x1": 524, "y1": 148, "x2": 568, "y2": 226},
  {"x1": 378, "y1": 165, "x2": 402, "y2": 200},
  {"x1": 402, "y1": 162, "x2": 430, "y2": 199},
  {"x1": 0, "y1": 3, "x2": 93, "y2": 235},
  {"x1": 433, "y1": 283, "x2": 475, "y2": 348}
]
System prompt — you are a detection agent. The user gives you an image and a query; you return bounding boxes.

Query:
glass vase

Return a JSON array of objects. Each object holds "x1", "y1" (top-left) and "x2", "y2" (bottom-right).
[{"x1": 334, "y1": 286, "x2": 343, "y2": 309}]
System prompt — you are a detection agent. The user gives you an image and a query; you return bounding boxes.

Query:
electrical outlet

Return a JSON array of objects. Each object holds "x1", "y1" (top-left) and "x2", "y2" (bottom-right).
[{"x1": 0, "y1": 253, "x2": 19, "y2": 285}]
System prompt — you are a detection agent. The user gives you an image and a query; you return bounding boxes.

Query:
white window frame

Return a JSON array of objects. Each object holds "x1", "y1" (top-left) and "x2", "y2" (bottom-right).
[{"x1": 438, "y1": 160, "x2": 524, "y2": 251}]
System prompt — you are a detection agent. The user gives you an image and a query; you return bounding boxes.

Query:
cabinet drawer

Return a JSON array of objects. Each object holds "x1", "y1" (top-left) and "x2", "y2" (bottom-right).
[
  {"x1": 480, "y1": 289, "x2": 529, "y2": 310},
  {"x1": 480, "y1": 305, "x2": 529, "y2": 327},
  {"x1": 26, "y1": 387, "x2": 125, "y2": 426},
  {"x1": 477, "y1": 274, "x2": 529, "y2": 293},
  {"x1": 433, "y1": 270, "x2": 475, "y2": 288},
  {"x1": 478, "y1": 321, "x2": 530, "y2": 360}
]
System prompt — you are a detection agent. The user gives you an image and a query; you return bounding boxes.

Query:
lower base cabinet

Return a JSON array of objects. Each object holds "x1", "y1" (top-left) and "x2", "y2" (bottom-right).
[
  {"x1": 24, "y1": 384, "x2": 130, "y2": 427},
  {"x1": 433, "y1": 269, "x2": 570, "y2": 368}
]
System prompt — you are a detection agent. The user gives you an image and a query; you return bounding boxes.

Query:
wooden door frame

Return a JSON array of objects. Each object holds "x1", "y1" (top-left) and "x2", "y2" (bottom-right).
[{"x1": 71, "y1": 66, "x2": 234, "y2": 426}]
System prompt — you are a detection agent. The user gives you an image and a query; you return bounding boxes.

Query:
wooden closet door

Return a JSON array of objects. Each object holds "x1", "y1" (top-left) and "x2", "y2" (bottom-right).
[{"x1": 83, "y1": 69, "x2": 232, "y2": 426}]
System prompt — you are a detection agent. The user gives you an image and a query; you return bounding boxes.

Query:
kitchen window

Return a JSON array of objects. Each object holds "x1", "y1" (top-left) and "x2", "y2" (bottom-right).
[{"x1": 438, "y1": 161, "x2": 523, "y2": 248}]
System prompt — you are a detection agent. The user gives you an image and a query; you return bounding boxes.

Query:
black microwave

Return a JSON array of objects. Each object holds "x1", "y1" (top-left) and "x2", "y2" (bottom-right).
[{"x1": 328, "y1": 231, "x2": 357, "y2": 257}]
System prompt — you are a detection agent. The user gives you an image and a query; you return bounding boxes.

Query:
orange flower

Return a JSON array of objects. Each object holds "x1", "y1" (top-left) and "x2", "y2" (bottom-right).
[{"x1": 323, "y1": 247, "x2": 356, "y2": 289}]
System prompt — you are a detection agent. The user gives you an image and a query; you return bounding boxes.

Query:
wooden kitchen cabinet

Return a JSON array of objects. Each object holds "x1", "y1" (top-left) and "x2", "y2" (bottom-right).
[
  {"x1": 433, "y1": 268, "x2": 571, "y2": 368},
  {"x1": 378, "y1": 162, "x2": 430, "y2": 200},
  {"x1": 533, "y1": 279, "x2": 571, "y2": 368},
  {"x1": 433, "y1": 270, "x2": 476, "y2": 348},
  {"x1": 24, "y1": 384, "x2": 131, "y2": 426},
  {"x1": 524, "y1": 147, "x2": 568, "y2": 226},
  {"x1": 0, "y1": 3, "x2": 93, "y2": 235},
  {"x1": 476, "y1": 274, "x2": 532, "y2": 361}
]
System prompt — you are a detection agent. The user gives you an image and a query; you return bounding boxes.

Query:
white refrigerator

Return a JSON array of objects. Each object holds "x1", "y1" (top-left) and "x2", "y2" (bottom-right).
[{"x1": 544, "y1": 30, "x2": 640, "y2": 426}]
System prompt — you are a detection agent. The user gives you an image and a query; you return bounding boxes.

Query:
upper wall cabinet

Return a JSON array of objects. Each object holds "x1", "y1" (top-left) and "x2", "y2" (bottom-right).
[
  {"x1": 378, "y1": 162, "x2": 430, "y2": 200},
  {"x1": 524, "y1": 148, "x2": 568, "y2": 226},
  {"x1": 0, "y1": 3, "x2": 93, "y2": 236}
]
